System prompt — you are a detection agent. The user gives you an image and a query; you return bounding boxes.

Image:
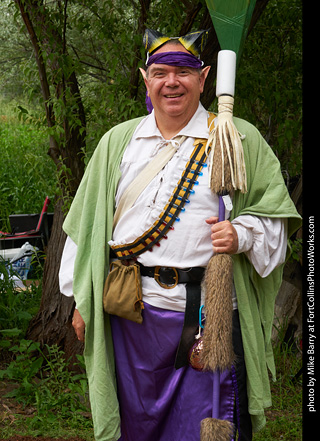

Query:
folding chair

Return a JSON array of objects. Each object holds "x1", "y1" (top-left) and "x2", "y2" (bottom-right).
[{"x1": 0, "y1": 196, "x2": 53, "y2": 251}]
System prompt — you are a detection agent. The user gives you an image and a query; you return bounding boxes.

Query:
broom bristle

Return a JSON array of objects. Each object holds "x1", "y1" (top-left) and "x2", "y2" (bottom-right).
[
  {"x1": 207, "y1": 95, "x2": 247, "y2": 194},
  {"x1": 200, "y1": 417, "x2": 234, "y2": 441},
  {"x1": 200, "y1": 254, "x2": 235, "y2": 371},
  {"x1": 209, "y1": 130, "x2": 234, "y2": 195}
]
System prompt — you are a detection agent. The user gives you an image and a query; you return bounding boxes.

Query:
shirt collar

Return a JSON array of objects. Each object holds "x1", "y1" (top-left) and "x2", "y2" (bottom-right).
[{"x1": 134, "y1": 103, "x2": 210, "y2": 142}]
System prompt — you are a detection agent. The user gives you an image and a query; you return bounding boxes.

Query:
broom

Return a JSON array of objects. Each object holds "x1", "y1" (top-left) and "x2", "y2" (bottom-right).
[
  {"x1": 199, "y1": 1, "x2": 256, "y2": 438},
  {"x1": 199, "y1": 50, "x2": 247, "y2": 441}
]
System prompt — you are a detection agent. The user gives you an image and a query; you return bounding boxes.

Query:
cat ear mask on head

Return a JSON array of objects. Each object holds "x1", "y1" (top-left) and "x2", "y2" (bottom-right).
[
  {"x1": 143, "y1": 28, "x2": 209, "y2": 58},
  {"x1": 141, "y1": 29, "x2": 210, "y2": 114}
]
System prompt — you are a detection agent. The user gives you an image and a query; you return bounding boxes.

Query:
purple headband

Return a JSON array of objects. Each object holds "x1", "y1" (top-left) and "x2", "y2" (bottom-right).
[
  {"x1": 146, "y1": 51, "x2": 203, "y2": 69},
  {"x1": 144, "y1": 51, "x2": 204, "y2": 113}
]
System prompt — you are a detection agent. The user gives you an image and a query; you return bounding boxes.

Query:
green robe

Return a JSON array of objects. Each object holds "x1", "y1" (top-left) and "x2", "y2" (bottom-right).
[{"x1": 63, "y1": 114, "x2": 301, "y2": 440}]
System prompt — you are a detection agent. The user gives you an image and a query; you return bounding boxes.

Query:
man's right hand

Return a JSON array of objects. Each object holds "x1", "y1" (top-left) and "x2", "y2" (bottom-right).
[{"x1": 72, "y1": 309, "x2": 85, "y2": 342}]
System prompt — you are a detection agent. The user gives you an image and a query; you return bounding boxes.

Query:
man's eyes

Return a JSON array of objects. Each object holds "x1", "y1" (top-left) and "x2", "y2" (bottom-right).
[
  {"x1": 153, "y1": 71, "x2": 165, "y2": 77},
  {"x1": 152, "y1": 69, "x2": 190, "y2": 78}
]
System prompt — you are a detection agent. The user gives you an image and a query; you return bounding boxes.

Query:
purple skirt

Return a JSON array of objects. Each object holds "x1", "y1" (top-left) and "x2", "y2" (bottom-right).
[{"x1": 110, "y1": 302, "x2": 234, "y2": 441}]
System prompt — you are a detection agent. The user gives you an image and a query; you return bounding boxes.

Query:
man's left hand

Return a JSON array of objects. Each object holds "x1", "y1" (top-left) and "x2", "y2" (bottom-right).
[{"x1": 205, "y1": 217, "x2": 239, "y2": 254}]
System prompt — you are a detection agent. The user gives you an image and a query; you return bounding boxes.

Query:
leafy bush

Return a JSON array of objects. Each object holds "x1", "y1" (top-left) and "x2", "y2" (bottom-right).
[
  {"x1": 0, "y1": 340, "x2": 89, "y2": 414},
  {"x1": 0, "y1": 340, "x2": 92, "y2": 437},
  {"x1": 0, "y1": 259, "x2": 42, "y2": 338}
]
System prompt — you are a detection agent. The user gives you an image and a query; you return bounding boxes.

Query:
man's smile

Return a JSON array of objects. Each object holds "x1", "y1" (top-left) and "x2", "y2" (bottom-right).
[{"x1": 164, "y1": 93, "x2": 183, "y2": 98}]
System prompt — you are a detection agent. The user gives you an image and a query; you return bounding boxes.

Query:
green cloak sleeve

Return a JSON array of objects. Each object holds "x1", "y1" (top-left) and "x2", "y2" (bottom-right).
[{"x1": 62, "y1": 116, "x2": 144, "y2": 441}]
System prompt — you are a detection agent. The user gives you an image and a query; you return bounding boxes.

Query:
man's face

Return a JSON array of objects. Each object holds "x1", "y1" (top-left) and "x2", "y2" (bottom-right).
[{"x1": 143, "y1": 44, "x2": 210, "y2": 123}]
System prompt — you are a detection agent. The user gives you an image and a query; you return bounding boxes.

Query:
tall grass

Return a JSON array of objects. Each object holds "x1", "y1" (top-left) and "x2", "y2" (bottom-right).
[
  {"x1": 253, "y1": 328, "x2": 302, "y2": 440},
  {"x1": 0, "y1": 100, "x2": 57, "y2": 231}
]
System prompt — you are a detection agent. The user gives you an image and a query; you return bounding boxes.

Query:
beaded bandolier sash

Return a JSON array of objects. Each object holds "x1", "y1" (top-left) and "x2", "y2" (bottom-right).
[{"x1": 111, "y1": 113, "x2": 215, "y2": 260}]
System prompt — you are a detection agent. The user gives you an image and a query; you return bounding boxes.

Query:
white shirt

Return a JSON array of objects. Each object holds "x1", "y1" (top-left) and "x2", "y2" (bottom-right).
[{"x1": 59, "y1": 104, "x2": 287, "y2": 311}]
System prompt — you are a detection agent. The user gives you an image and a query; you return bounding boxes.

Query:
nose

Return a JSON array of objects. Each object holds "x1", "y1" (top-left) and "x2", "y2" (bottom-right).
[{"x1": 164, "y1": 72, "x2": 180, "y2": 87}]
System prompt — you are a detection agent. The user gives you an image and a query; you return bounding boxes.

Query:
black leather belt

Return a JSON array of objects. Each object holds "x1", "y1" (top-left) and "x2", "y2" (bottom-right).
[
  {"x1": 138, "y1": 264, "x2": 205, "y2": 289},
  {"x1": 138, "y1": 263, "x2": 204, "y2": 369}
]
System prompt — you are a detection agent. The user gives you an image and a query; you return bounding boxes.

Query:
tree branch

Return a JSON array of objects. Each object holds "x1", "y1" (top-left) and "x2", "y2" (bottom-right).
[
  {"x1": 128, "y1": 0, "x2": 151, "y2": 99},
  {"x1": 15, "y1": 0, "x2": 55, "y2": 131}
]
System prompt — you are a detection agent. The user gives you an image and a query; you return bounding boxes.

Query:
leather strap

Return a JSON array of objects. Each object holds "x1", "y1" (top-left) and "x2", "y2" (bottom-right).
[
  {"x1": 174, "y1": 283, "x2": 201, "y2": 369},
  {"x1": 139, "y1": 264, "x2": 205, "y2": 287},
  {"x1": 111, "y1": 140, "x2": 209, "y2": 259},
  {"x1": 113, "y1": 136, "x2": 186, "y2": 228}
]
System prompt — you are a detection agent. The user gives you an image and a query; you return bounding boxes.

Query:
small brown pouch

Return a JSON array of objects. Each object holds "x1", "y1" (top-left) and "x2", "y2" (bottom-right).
[{"x1": 103, "y1": 260, "x2": 144, "y2": 324}]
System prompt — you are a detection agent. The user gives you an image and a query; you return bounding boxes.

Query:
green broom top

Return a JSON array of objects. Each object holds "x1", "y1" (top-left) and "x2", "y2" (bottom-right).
[{"x1": 205, "y1": 0, "x2": 256, "y2": 60}]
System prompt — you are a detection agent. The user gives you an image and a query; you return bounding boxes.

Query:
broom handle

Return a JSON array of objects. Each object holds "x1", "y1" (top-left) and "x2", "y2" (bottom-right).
[
  {"x1": 212, "y1": 195, "x2": 227, "y2": 420},
  {"x1": 212, "y1": 196, "x2": 226, "y2": 419},
  {"x1": 218, "y1": 195, "x2": 226, "y2": 223},
  {"x1": 212, "y1": 373, "x2": 221, "y2": 419}
]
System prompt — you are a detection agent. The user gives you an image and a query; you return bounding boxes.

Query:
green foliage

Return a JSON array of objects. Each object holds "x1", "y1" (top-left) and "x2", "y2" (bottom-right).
[
  {"x1": 0, "y1": 341, "x2": 88, "y2": 412},
  {"x1": 253, "y1": 321, "x2": 302, "y2": 440},
  {"x1": 0, "y1": 340, "x2": 92, "y2": 437},
  {"x1": 0, "y1": 106, "x2": 57, "y2": 230},
  {"x1": 236, "y1": 0, "x2": 302, "y2": 178},
  {"x1": 289, "y1": 237, "x2": 302, "y2": 262},
  {"x1": 1, "y1": 0, "x2": 302, "y2": 176},
  {"x1": 0, "y1": 0, "x2": 33, "y2": 102},
  {"x1": 0, "y1": 259, "x2": 42, "y2": 338},
  {"x1": 0, "y1": 258, "x2": 92, "y2": 438}
]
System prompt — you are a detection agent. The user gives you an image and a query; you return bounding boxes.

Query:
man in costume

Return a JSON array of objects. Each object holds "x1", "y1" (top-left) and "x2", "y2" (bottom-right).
[{"x1": 59, "y1": 29, "x2": 301, "y2": 441}]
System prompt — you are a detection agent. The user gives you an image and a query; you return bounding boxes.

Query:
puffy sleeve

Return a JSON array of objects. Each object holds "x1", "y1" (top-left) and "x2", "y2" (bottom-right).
[
  {"x1": 232, "y1": 215, "x2": 287, "y2": 277},
  {"x1": 59, "y1": 236, "x2": 77, "y2": 297}
]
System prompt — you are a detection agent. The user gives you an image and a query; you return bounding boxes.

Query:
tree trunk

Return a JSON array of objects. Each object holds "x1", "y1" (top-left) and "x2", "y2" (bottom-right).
[
  {"x1": 16, "y1": 0, "x2": 85, "y2": 364},
  {"x1": 26, "y1": 198, "x2": 83, "y2": 366}
]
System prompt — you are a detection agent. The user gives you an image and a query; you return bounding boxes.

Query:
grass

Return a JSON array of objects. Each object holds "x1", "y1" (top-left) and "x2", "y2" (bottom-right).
[
  {"x1": 0, "y1": 100, "x2": 57, "y2": 231},
  {"x1": 252, "y1": 334, "x2": 302, "y2": 440}
]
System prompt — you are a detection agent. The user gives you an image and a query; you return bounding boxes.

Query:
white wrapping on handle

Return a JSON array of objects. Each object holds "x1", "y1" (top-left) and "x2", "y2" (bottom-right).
[
  {"x1": 216, "y1": 50, "x2": 236, "y2": 97},
  {"x1": 206, "y1": 49, "x2": 247, "y2": 194}
]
